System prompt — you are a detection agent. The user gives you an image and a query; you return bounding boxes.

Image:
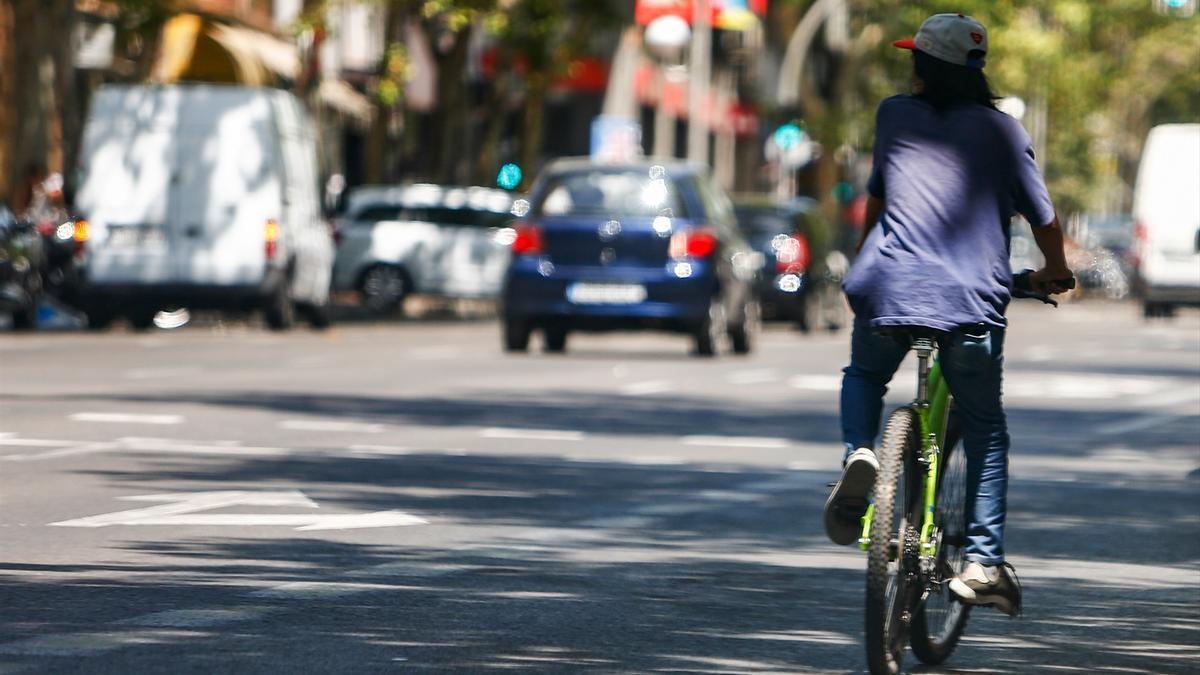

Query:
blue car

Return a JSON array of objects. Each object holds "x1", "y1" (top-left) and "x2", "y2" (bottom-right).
[{"x1": 501, "y1": 158, "x2": 762, "y2": 356}]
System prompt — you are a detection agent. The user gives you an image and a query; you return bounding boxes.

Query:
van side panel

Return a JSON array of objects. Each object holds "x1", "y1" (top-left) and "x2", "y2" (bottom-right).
[
  {"x1": 1133, "y1": 124, "x2": 1200, "y2": 299},
  {"x1": 175, "y1": 88, "x2": 281, "y2": 287}
]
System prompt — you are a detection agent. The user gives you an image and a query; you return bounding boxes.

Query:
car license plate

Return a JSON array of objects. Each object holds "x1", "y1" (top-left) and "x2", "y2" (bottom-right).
[
  {"x1": 108, "y1": 224, "x2": 166, "y2": 248},
  {"x1": 567, "y1": 283, "x2": 647, "y2": 305}
]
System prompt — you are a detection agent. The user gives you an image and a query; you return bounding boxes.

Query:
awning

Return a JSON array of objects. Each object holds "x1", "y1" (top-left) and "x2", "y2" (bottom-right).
[
  {"x1": 153, "y1": 13, "x2": 299, "y2": 86},
  {"x1": 317, "y1": 79, "x2": 373, "y2": 127}
]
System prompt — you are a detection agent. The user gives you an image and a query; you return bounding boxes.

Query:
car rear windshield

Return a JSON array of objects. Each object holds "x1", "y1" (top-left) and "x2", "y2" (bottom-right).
[
  {"x1": 735, "y1": 208, "x2": 796, "y2": 237},
  {"x1": 534, "y1": 169, "x2": 686, "y2": 218},
  {"x1": 352, "y1": 205, "x2": 511, "y2": 228}
]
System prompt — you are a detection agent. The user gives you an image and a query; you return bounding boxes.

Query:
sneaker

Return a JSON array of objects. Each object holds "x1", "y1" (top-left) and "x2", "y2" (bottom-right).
[
  {"x1": 949, "y1": 561, "x2": 1023, "y2": 617},
  {"x1": 823, "y1": 448, "x2": 879, "y2": 545}
]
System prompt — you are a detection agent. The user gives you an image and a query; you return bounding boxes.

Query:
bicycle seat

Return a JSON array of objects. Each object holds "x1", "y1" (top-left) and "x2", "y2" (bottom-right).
[{"x1": 872, "y1": 326, "x2": 945, "y2": 344}]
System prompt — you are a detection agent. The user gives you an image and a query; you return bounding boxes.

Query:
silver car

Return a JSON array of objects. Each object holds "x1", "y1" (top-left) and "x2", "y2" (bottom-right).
[{"x1": 331, "y1": 185, "x2": 517, "y2": 314}]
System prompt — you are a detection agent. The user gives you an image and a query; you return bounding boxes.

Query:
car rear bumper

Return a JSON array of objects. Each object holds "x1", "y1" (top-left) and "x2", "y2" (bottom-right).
[
  {"x1": 1140, "y1": 284, "x2": 1200, "y2": 305},
  {"x1": 80, "y1": 268, "x2": 287, "y2": 310},
  {"x1": 503, "y1": 260, "x2": 717, "y2": 325}
]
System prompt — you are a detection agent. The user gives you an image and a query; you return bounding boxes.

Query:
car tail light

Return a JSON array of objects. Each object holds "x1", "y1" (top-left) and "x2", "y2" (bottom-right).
[
  {"x1": 512, "y1": 223, "x2": 544, "y2": 256},
  {"x1": 265, "y1": 219, "x2": 280, "y2": 260},
  {"x1": 669, "y1": 228, "x2": 719, "y2": 260},
  {"x1": 72, "y1": 219, "x2": 89, "y2": 257},
  {"x1": 1131, "y1": 220, "x2": 1147, "y2": 269},
  {"x1": 775, "y1": 234, "x2": 811, "y2": 274}
]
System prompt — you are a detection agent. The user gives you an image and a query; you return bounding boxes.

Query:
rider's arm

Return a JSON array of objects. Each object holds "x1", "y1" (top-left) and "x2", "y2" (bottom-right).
[
  {"x1": 1029, "y1": 215, "x2": 1073, "y2": 293},
  {"x1": 857, "y1": 195, "x2": 884, "y2": 254}
]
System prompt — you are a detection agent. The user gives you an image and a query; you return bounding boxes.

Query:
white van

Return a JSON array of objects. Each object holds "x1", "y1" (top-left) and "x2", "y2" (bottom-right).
[
  {"x1": 1131, "y1": 123, "x2": 1200, "y2": 317},
  {"x1": 74, "y1": 84, "x2": 334, "y2": 330}
]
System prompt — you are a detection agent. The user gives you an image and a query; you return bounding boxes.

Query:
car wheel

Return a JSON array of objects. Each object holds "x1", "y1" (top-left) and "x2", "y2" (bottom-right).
[
  {"x1": 264, "y1": 284, "x2": 295, "y2": 331},
  {"x1": 360, "y1": 265, "x2": 408, "y2": 316},
  {"x1": 729, "y1": 298, "x2": 760, "y2": 355},
  {"x1": 543, "y1": 323, "x2": 569, "y2": 354},
  {"x1": 503, "y1": 315, "x2": 532, "y2": 352},
  {"x1": 693, "y1": 297, "x2": 727, "y2": 357}
]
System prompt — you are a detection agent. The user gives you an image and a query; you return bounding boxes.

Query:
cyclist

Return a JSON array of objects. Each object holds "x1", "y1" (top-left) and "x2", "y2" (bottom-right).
[{"x1": 821, "y1": 13, "x2": 1072, "y2": 615}]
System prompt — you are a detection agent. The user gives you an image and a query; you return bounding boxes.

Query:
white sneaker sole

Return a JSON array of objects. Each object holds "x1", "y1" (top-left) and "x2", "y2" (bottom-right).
[
  {"x1": 822, "y1": 456, "x2": 878, "y2": 545},
  {"x1": 949, "y1": 578, "x2": 1017, "y2": 616}
]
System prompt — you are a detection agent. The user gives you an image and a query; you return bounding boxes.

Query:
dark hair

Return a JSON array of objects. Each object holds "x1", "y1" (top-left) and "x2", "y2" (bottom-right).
[{"x1": 912, "y1": 50, "x2": 998, "y2": 112}]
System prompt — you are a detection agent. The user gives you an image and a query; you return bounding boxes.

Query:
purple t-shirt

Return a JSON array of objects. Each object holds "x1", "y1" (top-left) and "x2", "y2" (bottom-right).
[{"x1": 844, "y1": 95, "x2": 1056, "y2": 330}]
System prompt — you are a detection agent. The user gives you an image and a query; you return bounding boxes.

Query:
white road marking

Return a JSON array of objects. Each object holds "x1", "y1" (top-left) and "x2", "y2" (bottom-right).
[
  {"x1": 0, "y1": 433, "x2": 76, "y2": 447},
  {"x1": 1094, "y1": 412, "x2": 1197, "y2": 436},
  {"x1": 726, "y1": 369, "x2": 778, "y2": 384},
  {"x1": 0, "y1": 631, "x2": 194, "y2": 657},
  {"x1": 50, "y1": 490, "x2": 426, "y2": 531},
  {"x1": 349, "y1": 444, "x2": 412, "y2": 455},
  {"x1": 1006, "y1": 374, "x2": 1162, "y2": 400},
  {"x1": 123, "y1": 366, "x2": 201, "y2": 380},
  {"x1": 625, "y1": 455, "x2": 687, "y2": 465},
  {"x1": 116, "y1": 608, "x2": 269, "y2": 628},
  {"x1": 2, "y1": 437, "x2": 288, "y2": 462},
  {"x1": 405, "y1": 345, "x2": 462, "y2": 360},
  {"x1": 787, "y1": 374, "x2": 842, "y2": 391},
  {"x1": 619, "y1": 380, "x2": 674, "y2": 396},
  {"x1": 681, "y1": 435, "x2": 790, "y2": 449},
  {"x1": 279, "y1": 419, "x2": 385, "y2": 433},
  {"x1": 479, "y1": 427, "x2": 586, "y2": 441},
  {"x1": 70, "y1": 412, "x2": 183, "y2": 425},
  {"x1": 250, "y1": 581, "x2": 406, "y2": 600}
]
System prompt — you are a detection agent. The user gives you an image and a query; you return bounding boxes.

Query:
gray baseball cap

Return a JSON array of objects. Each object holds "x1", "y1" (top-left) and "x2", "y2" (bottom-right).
[{"x1": 893, "y1": 13, "x2": 988, "y2": 68}]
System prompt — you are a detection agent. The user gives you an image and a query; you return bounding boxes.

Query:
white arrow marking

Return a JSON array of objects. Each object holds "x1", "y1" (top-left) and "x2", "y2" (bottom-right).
[
  {"x1": 70, "y1": 412, "x2": 183, "y2": 425},
  {"x1": 50, "y1": 490, "x2": 426, "y2": 530},
  {"x1": 279, "y1": 420, "x2": 385, "y2": 433}
]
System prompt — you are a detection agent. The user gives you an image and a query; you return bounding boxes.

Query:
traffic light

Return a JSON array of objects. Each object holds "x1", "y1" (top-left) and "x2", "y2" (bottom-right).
[{"x1": 773, "y1": 122, "x2": 804, "y2": 151}]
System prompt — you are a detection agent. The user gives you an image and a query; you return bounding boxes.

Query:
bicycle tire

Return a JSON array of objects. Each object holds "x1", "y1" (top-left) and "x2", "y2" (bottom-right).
[
  {"x1": 911, "y1": 412, "x2": 973, "y2": 664},
  {"x1": 865, "y1": 407, "x2": 923, "y2": 675}
]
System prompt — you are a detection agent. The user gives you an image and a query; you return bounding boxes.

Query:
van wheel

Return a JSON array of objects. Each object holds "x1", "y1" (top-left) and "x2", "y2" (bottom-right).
[
  {"x1": 298, "y1": 299, "x2": 332, "y2": 330},
  {"x1": 128, "y1": 308, "x2": 158, "y2": 331},
  {"x1": 360, "y1": 265, "x2": 408, "y2": 316},
  {"x1": 264, "y1": 285, "x2": 295, "y2": 331},
  {"x1": 85, "y1": 306, "x2": 114, "y2": 331}
]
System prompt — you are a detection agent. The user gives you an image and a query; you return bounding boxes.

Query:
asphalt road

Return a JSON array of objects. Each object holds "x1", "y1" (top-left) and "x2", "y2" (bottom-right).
[{"x1": 1, "y1": 300, "x2": 1198, "y2": 674}]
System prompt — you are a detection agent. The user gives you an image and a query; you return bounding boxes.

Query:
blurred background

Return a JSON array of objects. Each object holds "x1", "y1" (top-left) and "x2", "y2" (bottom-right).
[{"x1": 1, "y1": 0, "x2": 1198, "y2": 331}]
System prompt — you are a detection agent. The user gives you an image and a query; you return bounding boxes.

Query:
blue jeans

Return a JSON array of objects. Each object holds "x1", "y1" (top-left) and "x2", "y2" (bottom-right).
[{"x1": 840, "y1": 320, "x2": 1010, "y2": 565}]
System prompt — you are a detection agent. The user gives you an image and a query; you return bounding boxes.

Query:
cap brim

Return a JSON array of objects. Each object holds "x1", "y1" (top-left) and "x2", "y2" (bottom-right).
[{"x1": 892, "y1": 39, "x2": 916, "y2": 50}]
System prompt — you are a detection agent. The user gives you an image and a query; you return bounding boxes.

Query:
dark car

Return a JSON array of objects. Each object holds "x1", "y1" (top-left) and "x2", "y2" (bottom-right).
[
  {"x1": 0, "y1": 206, "x2": 45, "y2": 330},
  {"x1": 501, "y1": 158, "x2": 762, "y2": 356},
  {"x1": 733, "y1": 197, "x2": 829, "y2": 331}
]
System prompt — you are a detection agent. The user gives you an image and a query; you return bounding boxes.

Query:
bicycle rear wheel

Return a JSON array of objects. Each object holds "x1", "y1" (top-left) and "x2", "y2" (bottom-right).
[
  {"x1": 865, "y1": 407, "x2": 923, "y2": 675},
  {"x1": 911, "y1": 412, "x2": 972, "y2": 663}
]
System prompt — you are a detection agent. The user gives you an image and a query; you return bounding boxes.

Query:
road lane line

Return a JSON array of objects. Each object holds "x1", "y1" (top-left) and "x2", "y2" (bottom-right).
[
  {"x1": 116, "y1": 608, "x2": 270, "y2": 628},
  {"x1": 726, "y1": 369, "x2": 778, "y2": 384},
  {"x1": 619, "y1": 380, "x2": 674, "y2": 396},
  {"x1": 349, "y1": 444, "x2": 412, "y2": 455},
  {"x1": 0, "y1": 434, "x2": 76, "y2": 447},
  {"x1": 2, "y1": 441, "x2": 119, "y2": 462},
  {"x1": 787, "y1": 374, "x2": 842, "y2": 391},
  {"x1": 279, "y1": 419, "x2": 385, "y2": 433},
  {"x1": 681, "y1": 435, "x2": 790, "y2": 449},
  {"x1": 249, "y1": 581, "x2": 406, "y2": 600},
  {"x1": 1095, "y1": 412, "x2": 1197, "y2": 436},
  {"x1": 123, "y1": 366, "x2": 201, "y2": 380},
  {"x1": 479, "y1": 427, "x2": 585, "y2": 441},
  {"x1": 70, "y1": 412, "x2": 183, "y2": 425}
]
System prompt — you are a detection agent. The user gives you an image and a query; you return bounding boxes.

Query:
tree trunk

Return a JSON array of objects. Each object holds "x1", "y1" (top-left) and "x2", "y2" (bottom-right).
[
  {"x1": 0, "y1": 0, "x2": 17, "y2": 201},
  {"x1": 519, "y1": 76, "x2": 547, "y2": 191},
  {"x1": 433, "y1": 28, "x2": 471, "y2": 184}
]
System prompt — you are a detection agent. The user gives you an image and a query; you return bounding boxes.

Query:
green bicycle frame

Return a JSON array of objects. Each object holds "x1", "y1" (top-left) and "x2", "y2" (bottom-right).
[{"x1": 858, "y1": 358, "x2": 952, "y2": 557}]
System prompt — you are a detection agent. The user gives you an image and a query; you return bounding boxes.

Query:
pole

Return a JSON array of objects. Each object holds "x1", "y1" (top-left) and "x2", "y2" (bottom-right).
[{"x1": 687, "y1": 0, "x2": 710, "y2": 166}]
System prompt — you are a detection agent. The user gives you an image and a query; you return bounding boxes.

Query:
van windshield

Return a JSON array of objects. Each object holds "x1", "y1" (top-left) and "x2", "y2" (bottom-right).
[{"x1": 353, "y1": 205, "x2": 510, "y2": 228}]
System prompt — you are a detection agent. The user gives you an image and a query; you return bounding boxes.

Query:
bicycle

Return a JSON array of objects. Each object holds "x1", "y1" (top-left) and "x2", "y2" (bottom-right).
[{"x1": 860, "y1": 270, "x2": 1074, "y2": 675}]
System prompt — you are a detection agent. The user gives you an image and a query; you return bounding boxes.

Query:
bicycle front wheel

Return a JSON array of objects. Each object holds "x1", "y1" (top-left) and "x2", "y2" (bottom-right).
[
  {"x1": 865, "y1": 407, "x2": 923, "y2": 675},
  {"x1": 911, "y1": 412, "x2": 972, "y2": 664}
]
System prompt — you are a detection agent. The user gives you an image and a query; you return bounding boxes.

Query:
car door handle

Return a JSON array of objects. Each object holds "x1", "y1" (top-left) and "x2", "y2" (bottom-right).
[{"x1": 184, "y1": 224, "x2": 203, "y2": 238}]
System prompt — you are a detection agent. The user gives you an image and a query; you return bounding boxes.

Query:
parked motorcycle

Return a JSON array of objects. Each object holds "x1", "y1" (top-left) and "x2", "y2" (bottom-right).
[{"x1": 0, "y1": 206, "x2": 46, "y2": 330}]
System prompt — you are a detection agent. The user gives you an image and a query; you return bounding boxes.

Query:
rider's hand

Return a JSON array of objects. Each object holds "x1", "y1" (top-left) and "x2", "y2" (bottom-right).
[{"x1": 1029, "y1": 266, "x2": 1074, "y2": 295}]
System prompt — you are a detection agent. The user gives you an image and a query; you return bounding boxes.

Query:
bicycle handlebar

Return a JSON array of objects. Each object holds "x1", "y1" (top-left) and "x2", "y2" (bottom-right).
[{"x1": 1012, "y1": 270, "x2": 1075, "y2": 307}]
